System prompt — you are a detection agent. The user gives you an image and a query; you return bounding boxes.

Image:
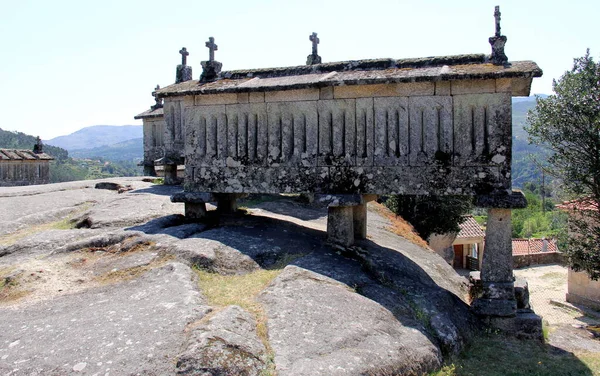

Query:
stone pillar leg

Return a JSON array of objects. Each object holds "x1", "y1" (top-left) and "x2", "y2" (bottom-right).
[
  {"x1": 164, "y1": 164, "x2": 178, "y2": 185},
  {"x1": 473, "y1": 208, "x2": 516, "y2": 317},
  {"x1": 217, "y1": 194, "x2": 239, "y2": 214},
  {"x1": 185, "y1": 202, "x2": 206, "y2": 219},
  {"x1": 144, "y1": 164, "x2": 157, "y2": 177},
  {"x1": 327, "y1": 206, "x2": 354, "y2": 247},
  {"x1": 353, "y1": 204, "x2": 367, "y2": 239}
]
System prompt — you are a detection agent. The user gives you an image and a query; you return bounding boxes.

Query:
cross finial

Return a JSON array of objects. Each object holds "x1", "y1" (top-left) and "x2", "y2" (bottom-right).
[
  {"x1": 310, "y1": 32, "x2": 319, "y2": 55},
  {"x1": 494, "y1": 6, "x2": 501, "y2": 37},
  {"x1": 152, "y1": 85, "x2": 163, "y2": 110},
  {"x1": 179, "y1": 47, "x2": 189, "y2": 66},
  {"x1": 205, "y1": 37, "x2": 218, "y2": 62},
  {"x1": 33, "y1": 136, "x2": 43, "y2": 154}
]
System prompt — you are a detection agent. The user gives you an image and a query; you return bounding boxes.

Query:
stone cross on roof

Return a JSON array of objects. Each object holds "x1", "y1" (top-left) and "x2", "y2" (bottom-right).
[
  {"x1": 489, "y1": 5, "x2": 508, "y2": 65},
  {"x1": 494, "y1": 6, "x2": 501, "y2": 37},
  {"x1": 33, "y1": 136, "x2": 43, "y2": 154},
  {"x1": 205, "y1": 37, "x2": 218, "y2": 62},
  {"x1": 306, "y1": 32, "x2": 322, "y2": 65},
  {"x1": 310, "y1": 32, "x2": 319, "y2": 55},
  {"x1": 152, "y1": 84, "x2": 163, "y2": 110},
  {"x1": 179, "y1": 47, "x2": 189, "y2": 66}
]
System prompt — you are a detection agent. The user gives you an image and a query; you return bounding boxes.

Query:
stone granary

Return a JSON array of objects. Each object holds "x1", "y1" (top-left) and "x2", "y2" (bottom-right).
[
  {"x1": 135, "y1": 85, "x2": 166, "y2": 177},
  {"x1": 151, "y1": 7, "x2": 542, "y2": 323},
  {"x1": 0, "y1": 138, "x2": 54, "y2": 187},
  {"x1": 134, "y1": 47, "x2": 194, "y2": 182}
]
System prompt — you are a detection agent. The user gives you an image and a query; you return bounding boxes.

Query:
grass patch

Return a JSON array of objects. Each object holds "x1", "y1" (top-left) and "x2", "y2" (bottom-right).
[
  {"x1": 194, "y1": 268, "x2": 282, "y2": 376},
  {"x1": 0, "y1": 267, "x2": 30, "y2": 302},
  {"x1": 371, "y1": 202, "x2": 429, "y2": 248},
  {"x1": 152, "y1": 178, "x2": 164, "y2": 185},
  {"x1": 430, "y1": 335, "x2": 598, "y2": 376},
  {"x1": 195, "y1": 268, "x2": 281, "y2": 316},
  {"x1": 473, "y1": 215, "x2": 487, "y2": 227}
]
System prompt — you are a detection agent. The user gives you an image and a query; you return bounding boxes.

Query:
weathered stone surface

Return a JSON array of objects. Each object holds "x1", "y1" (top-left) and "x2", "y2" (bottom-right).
[
  {"x1": 1, "y1": 179, "x2": 487, "y2": 374},
  {"x1": 165, "y1": 236, "x2": 260, "y2": 275},
  {"x1": 258, "y1": 266, "x2": 442, "y2": 375},
  {"x1": 176, "y1": 305, "x2": 267, "y2": 375},
  {"x1": 0, "y1": 262, "x2": 207, "y2": 376},
  {"x1": 514, "y1": 278, "x2": 531, "y2": 309}
]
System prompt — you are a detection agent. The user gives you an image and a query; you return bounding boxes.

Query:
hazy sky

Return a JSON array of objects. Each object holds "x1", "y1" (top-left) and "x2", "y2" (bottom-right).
[{"x1": 1, "y1": 0, "x2": 598, "y2": 139}]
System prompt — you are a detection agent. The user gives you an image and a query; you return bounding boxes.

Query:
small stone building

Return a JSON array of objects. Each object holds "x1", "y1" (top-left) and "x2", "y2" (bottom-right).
[
  {"x1": 557, "y1": 198, "x2": 600, "y2": 310},
  {"x1": 0, "y1": 139, "x2": 54, "y2": 186},
  {"x1": 453, "y1": 215, "x2": 485, "y2": 270},
  {"x1": 135, "y1": 86, "x2": 166, "y2": 177}
]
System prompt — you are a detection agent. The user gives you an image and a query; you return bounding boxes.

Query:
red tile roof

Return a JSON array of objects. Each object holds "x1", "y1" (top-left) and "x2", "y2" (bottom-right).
[
  {"x1": 512, "y1": 238, "x2": 559, "y2": 256},
  {"x1": 456, "y1": 215, "x2": 485, "y2": 239},
  {"x1": 557, "y1": 198, "x2": 598, "y2": 212}
]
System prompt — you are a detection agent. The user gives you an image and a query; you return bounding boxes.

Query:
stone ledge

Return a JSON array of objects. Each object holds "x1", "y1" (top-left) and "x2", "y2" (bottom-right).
[
  {"x1": 475, "y1": 191, "x2": 527, "y2": 208},
  {"x1": 316, "y1": 194, "x2": 378, "y2": 207},
  {"x1": 171, "y1": 192, "x2": 216, "y2": 204}
]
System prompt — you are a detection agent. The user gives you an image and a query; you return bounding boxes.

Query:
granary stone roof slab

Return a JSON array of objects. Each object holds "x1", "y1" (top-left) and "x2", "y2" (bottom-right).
[
  {"x1": 0, "y1": 149, "x2": 54, "y2": 161},
  {"x1": 134, "y1": 107, "x2": 164, "y2": 120},
  {"x1": 156, "y1": 54, "x2": 542, "y2": 98}
]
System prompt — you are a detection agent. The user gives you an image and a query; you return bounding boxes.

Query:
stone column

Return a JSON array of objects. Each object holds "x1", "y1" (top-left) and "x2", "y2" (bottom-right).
[
  {"x1": 215, "y1": 193, "x2": 247, "y2": 214},
  {"x1": 217, "y1": 196, "x2": 238, "y2": 213},
  {"x1": 164, "y1": 164, "x2": 178, "y2": 185},
  {"x1": 185, "y1": 202, "x2": 206, "y2": 219},
  {"x1": 144, "y1": 163, "x2": 157, "y2": 177},
  {"x1": 353, "y1": 204, "x2": 367, "y2": 239},
  {"x1": 327, "y1": 206, "x2": 354, "y2": 247},
  {"x1": 472, "y1": 208, "x2": 516, "y2": 317}
]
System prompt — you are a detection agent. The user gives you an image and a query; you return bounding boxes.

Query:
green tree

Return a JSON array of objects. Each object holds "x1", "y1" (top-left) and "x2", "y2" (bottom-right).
[
  {"x1": 385, "y1": 195, "x2": 472, "y2": 240},
  {"x1": 526, "y1": 51, "x2": 600, "y2": 279}
]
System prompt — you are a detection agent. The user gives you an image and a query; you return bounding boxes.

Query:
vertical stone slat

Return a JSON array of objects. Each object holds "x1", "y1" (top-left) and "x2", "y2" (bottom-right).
[{"x1": 374, "y1": 97, "x2": 408, "y2": 166}]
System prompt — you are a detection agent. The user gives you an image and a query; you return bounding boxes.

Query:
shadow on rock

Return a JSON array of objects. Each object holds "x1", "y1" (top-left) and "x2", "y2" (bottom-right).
[{"x1": 128, "y1": 184, "x2": 183, "y2": 197}]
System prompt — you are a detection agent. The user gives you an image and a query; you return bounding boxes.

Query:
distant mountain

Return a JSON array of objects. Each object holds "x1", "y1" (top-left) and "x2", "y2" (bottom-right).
[
  {"x1": 46, "y1": 125, "x2": 142, "y2": 151},
  {"x1": 69, "y1": 137, "x2": 143, "y2": 162}
]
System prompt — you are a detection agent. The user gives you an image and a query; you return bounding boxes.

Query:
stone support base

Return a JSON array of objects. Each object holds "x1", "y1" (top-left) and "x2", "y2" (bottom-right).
[
  {"x1": 483, "y1": 311, "x2": 543, "y2": 341},
  {"x1": 327, "y1": 206, "x2": 354, "y2": 247},
  {"x1": 325, "y1": 194, "x2": 378, "y2": 246},
  {"x1": 353, "y1": 204, "x2": 367, "y2": 240},
  {"x1": 472, "y1": 297, "x2": 517, "y2": 317},
  {"x1": 185, "y1": 202, "x2": 206, "y2": 219},
  {"x1": 164, "y1": 164, "x2": 179, "y2": 185}
]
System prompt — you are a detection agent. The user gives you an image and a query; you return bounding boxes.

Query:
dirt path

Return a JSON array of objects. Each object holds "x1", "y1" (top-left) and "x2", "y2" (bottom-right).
[{"x1": 515, "y1": 264, "x2": 600, "y2": 355}]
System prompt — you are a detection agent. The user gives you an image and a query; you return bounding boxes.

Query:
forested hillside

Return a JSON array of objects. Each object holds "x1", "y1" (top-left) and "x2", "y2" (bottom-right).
[{"x1": 511, "y1": 96, "x2": 551, "y2": 189}]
